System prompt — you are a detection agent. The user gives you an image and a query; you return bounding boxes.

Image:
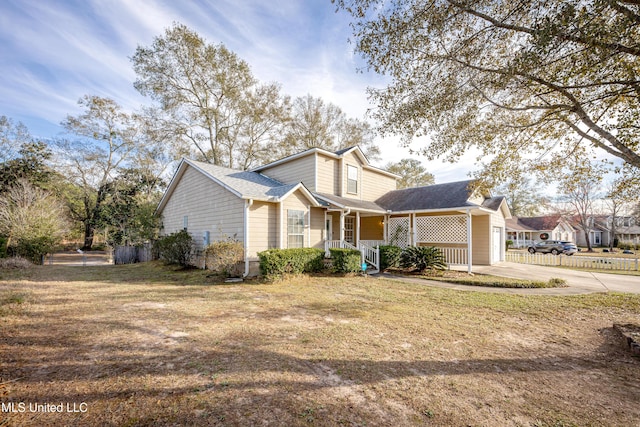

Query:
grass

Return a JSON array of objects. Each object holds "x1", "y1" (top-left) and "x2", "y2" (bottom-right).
[
  {"x1": 1, "y1": 262, "x2": 640, "y2": 426},
  {"x1": 419, "y1": 272, "x2": 565, "y2": 288}
]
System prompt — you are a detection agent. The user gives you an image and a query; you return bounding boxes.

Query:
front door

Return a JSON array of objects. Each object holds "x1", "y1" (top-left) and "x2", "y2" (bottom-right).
[
  {"x1": 325, "y1": 217, "x2": 333, "y2": 241},
  {"x1": 492, "y1": 226, "x2": 502, "y2": 263},
  {"x1": 344, "y1": 216, "x2": 355, "y2": 244}
]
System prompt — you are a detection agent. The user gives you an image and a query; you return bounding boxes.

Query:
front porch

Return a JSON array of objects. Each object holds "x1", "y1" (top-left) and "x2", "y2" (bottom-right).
[{"x1": 321, "y1": 209, "x2": 505, "y2": 273}]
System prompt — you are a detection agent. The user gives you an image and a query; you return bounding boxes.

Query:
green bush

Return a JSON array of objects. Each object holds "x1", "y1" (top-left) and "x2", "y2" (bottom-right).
[
  {"x1": 258, "y1": 248, "x2": 325, "y2": 278},
  {"x1": 505, "y1": 239, "x2": 514, "y2": 250},
  {"x1": 379, "y1": 245, "x2": 402, "y2": 270},
  {"x1": 155, "y1": 230, "x2": 194, "y2": 267},
  {"x1": 400, "y1": 246, "x2": 446, "y2": 272},
  {"x1": 329, "y1": 248, "x2": 362, "y2": 273},
  {"x1": 204, "y1": 239, "x2": 244, "y2": 277}
]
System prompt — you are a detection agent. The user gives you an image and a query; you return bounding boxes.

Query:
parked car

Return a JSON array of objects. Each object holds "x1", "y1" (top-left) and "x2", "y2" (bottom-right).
[{"x1": 527, "y1": 240, "x2": 578, "y2": 255}]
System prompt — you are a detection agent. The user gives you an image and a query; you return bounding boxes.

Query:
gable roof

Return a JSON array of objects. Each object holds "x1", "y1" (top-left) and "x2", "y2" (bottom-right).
[
  {"x1": 156, "y1": 159, "x2": 320, "y2": 214},
  {"x1": 376, "y1": 180, "x2": 478, "y2": 212},
  {"x1": 506, "y1": 215, "x2": 566, "y2": 231},
  {"x1": 249, "y1": 145, "x2": 400, "y2": 179}
]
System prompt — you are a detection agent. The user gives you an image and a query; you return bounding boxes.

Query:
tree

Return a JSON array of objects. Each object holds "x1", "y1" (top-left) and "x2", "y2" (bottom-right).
[
  {"x1": 0, "y1": 179, "x2": 68, "y2": 262},
  {"x1": 558, "y1": 159, "x2": 605, "y2": 251},
  {"x1": 384, "y1": 158, "x2": 434, "y2": 189},
  {"x1": 57, "y1": 95, "x2": 138, "y2": 250},
  {"x1": 602, "y1": 179, "x2": 634, "y2": 250},
  {"x1": 495, "y1": 177, "x2": 550, "y2": 217},
  {"x1": 0, "y1": 115, "x2": 31, "y2": 164},
  {"x1": 336, "y1": 0, "x2": 640, "y2": 185},
  {"x1": 279, "y1": 94, "x2": 381, "y2": 160},
  {"x1": 132, "y1": 23, "x2": 257, "y2": 167}
]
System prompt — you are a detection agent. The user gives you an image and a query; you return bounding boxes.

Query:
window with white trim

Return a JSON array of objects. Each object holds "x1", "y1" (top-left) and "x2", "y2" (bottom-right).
[
  {"x1": 287, "y1": 210, "x2": 305, "y2": 248},
  {"x1": 347, "y1": 165, "x2": 358, "y2": 194}
]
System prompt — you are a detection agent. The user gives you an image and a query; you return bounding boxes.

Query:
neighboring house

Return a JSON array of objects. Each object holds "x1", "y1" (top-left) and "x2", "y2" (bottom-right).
[
  {"x1": 506, "y1": 215, "x2": 576, "y2": 248},
  {"x1": 572, "y1": 215, "x2": 640, "y2": 247},
  {"x1": 156, "y1": 146, "x2": 511, "y2": 275}
]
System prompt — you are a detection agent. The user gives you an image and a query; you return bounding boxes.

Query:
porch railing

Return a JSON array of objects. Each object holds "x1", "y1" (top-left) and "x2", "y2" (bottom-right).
[
  {"x1": 435, "y1": 247, "x2": 468, "y2": 266},
  {"x1": 325, "y1": 240, "x2": 380, "y2": 271},
  {"x1": 358, "y1": 242, "x2": 380, "y2": 271}
]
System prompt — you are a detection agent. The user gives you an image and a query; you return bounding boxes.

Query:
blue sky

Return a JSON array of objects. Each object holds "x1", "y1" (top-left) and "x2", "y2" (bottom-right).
[{"x1": 0, "y1": 0, "x2": 476, "y2": 181}]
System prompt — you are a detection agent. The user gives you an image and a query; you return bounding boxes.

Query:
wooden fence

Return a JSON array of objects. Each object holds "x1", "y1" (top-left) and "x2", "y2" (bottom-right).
[
  {"x1": 506, "y1": 251, "x2": 640, "y2": 272},
  {"x1": 113, "y1": 244, "x2": 154, "y2": 265}
]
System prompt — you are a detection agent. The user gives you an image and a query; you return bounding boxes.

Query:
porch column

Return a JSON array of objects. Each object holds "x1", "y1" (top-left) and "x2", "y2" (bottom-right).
[
  {"x1": 466, "y1": 210, "x2": 473, "y2": 273},
  {"x1": 278, "y1": 202, "x2": 283, "y2": 249},
  {"x1": 323, "y1": 210, "x2": 327, "y2": 241},
  {"x1": 355, "y1": 211, "x2": 360, "y2": 246},
  {"x1": 383, "y1": 214, "x2": 389, "y2": 243},
  {"x1": 412, "y1": 213, "x2": 418, "y2": 246},
  {"x1": 340, "y1": 211, "x2": 345, "y2": 242}
]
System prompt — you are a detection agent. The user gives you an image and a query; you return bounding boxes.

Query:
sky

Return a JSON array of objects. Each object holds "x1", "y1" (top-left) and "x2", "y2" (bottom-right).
[{"x1": 0, "y1": 0, "x2": 478, "y2": 182}]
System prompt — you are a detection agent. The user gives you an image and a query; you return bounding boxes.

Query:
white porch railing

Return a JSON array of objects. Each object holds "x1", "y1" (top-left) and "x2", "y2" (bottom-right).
[
  {"x1": 358, "y1": 242, "x2": 380, "y2": 271},
  {"x1": 325, "y1": 240, "x2": 357, "y2": 256},
  {"x1": 510, "y1": 239, "x2": 534, "y2": 249},
  {"x1": 435, "y1": 247, "x2": 468, "y2": 266},
  {"x1": 360, "y1": 240, "x2": 386, "y2": 248},
  {"x1": 325, "y1": 240, "x2": 380, "y2": 271}
]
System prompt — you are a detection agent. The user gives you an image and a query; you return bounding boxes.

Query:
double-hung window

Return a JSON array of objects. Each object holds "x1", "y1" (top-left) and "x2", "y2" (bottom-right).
[
  {"x1": 347, "y1": 165, "x2": 358, "y2": 194},
  {"x1": 287, "y1": 210, "x2": 305, "y2": 248}
]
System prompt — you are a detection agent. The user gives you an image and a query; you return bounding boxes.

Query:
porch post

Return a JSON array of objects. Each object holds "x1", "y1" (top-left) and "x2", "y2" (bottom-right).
[
  {"x1": 355, "y1": 211, "x2": 361, "y2": 246},
  {"x1": 278, "y1": 202, "x2": 283, "y2": 249},
  {"x1": 384, "y1": 214, "x2": 389, "y2": 244},
  {"x1": 324, "y1": 210, "x2": 327, "y2": 241},
  {"x1": 466, "y1": 209, "x2": 473, "y2": 273},
  {"x1": 340, "y1": 211, "x2": 345, "y2": 242},
  {"x1": 412, "y1": 213, "x2": 418, "y2": 246}
]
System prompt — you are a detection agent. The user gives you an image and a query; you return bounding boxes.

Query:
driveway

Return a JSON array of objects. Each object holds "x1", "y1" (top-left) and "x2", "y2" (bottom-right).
[{"x1": 469, "y1": 261, "x2": 640, "y2": 294}]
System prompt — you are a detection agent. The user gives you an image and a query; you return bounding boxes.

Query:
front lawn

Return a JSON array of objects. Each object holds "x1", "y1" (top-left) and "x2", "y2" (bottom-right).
[{"x1": 1, "y1": 262, "x2": 639, "y2": 426}]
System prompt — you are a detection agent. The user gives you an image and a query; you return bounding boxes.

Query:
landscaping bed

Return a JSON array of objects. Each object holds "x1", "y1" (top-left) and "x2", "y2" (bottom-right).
[{"x1": 391, "y1": 269, "x2": 567, "y2": 288}]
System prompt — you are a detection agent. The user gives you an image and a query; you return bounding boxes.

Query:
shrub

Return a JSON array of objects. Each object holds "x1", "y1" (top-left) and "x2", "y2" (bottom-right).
[
  {"x1": 379, "y1": 245, "x2": 402, "y2": 270},
  {"x1": 0, "y1": 257, "x2": 33, "y2": 270},
  {"x1": 154, "y1": 230, "x2": 194, "y2": 267},
  {"x1": 505, "y1": 239, "x2": 513, "y2": 250},
  {"x1": 547, "y1": 277, "x2": 568, "y2": 287},
  {"x1": 330, "y1": 248, "x2": 362, "y2": 273},
  {"x1": 258, "y1": 248, "x2": 325, "y2": 279},
  {"x1": 204, "y1": 239, "x2": 244, "y2": 277},
  {"x1": 0, "y1": 236, "x2": 7, "y2": 258},
  {"x1": 400, "y1": 246, "x2": 446, "y2": 272}
]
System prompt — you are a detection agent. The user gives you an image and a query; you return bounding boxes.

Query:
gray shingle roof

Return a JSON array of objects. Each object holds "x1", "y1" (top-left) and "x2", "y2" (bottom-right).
[
  {"x1": 187, "y1": 160, "x2": 300, "y2": 201},
  {"x1": 375, "y1": 180, "x2": 478, "y2": 211},
  {"x1": 314, "y1": 192, "x2": 386, "y2": 212}
]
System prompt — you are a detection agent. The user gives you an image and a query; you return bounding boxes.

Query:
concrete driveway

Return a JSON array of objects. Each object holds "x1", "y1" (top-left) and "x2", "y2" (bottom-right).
[{"x1": 470, "y1": 261, "x2": 640, "y2": 294}]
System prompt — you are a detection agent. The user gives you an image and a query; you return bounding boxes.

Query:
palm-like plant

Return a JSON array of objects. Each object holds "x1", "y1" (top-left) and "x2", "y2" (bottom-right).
[{"x1": 400, "y1": 246, "x2": 446, "y2": 272}]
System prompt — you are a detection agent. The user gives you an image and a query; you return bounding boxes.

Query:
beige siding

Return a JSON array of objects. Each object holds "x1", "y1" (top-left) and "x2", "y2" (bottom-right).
[
  {"x1": 248, "y1": 201, "x2": 277, "y2": 257},
  {"x1": 161, "y1": 166, "x2": 244, "y2": 252},
  {"x1": 361, "y1": 168, "x2": 397, "y2": 201},
  {"x1": 472, "y1": 215, "x2": 491, "y2": 265},
  {"x1": 316, "y1": 153, "x2": 339, "y2": 194},
  {"x1": 281, "y1": 189, "x2": 312, "y2": 248},
  {"x1": 309, "y1": 207, "x2": 325, "y2": 249},
  {"x1": 260, "y1": 154, "x2": 316, "y2": 189},
  {"x1": 342, "y1": 152, "x2": 364, "y2": 200}
]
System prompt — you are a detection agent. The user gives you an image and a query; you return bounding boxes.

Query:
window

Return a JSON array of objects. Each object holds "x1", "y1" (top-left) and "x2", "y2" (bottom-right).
[
  {"x1": 287, "y1": 210, "x2": 305, "y2": 248},
  {"x1": 347, "y1": 165, "x2": 358, "y2": 194},
  {"x1": 344, "y1": 216, "x2": 354, "y2": 244}
]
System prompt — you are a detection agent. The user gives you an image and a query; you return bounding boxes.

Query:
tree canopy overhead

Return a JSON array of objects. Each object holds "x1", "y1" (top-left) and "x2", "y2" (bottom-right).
[{"x1": 335, "y1": 0, "x2": 640, "y2": 185}]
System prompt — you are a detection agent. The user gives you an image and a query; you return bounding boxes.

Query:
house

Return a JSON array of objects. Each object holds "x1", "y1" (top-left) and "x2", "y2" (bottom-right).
[
  {"x1": 156, "y1": 146, "x2": 511, "y2": 275},
  {"x1": 505, "y1": 215, "x2": 576, "y2": 248},
  {"x1": 572, "y1": 215, "x2": 640, "y2": 247}
]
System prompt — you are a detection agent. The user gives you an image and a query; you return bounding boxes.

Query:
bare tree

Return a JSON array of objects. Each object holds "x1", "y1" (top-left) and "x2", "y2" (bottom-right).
[{"x1": 0, "y1": 179, "x2": 68, "y2": 261}]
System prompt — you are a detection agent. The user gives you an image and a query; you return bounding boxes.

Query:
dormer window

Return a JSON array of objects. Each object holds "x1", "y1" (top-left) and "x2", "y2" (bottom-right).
[{"x1": 347, "y1": 165, "x2": 358, "y2": 194}]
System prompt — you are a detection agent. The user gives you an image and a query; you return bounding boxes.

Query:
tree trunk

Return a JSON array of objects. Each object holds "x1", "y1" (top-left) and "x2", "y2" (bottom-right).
[
  {"x1": 83, "y1": 221, "x2": 94, "y2": 251},
  {"x1": 583, "y1": 229, "x2": 593, "y2": 252}
]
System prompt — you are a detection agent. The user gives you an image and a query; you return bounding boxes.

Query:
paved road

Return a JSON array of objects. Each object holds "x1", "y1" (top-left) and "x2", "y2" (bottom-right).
[{"x1": 468, "y1": 261, "x2": 640, "y2": 294}]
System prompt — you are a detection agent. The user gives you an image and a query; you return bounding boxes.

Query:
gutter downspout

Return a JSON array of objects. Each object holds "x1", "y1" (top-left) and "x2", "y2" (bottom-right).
[{"x1": 243, "y1": 199, "x2": 254, "y2": 278}]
